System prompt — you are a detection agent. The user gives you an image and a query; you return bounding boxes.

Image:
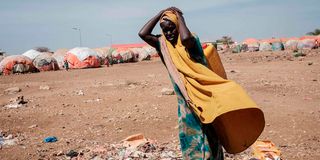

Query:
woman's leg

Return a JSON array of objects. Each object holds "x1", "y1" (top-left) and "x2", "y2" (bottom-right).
[{"x1": 177, "y1": 96, "x2": 213, "y2": 160}]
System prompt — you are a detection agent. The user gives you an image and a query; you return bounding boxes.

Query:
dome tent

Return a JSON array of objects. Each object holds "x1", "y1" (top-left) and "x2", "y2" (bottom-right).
[
  {"x1": 243, "y1": 38, "x2": 259, "y2": 52},
  {"x1": 297, "y1": 39, "x2": 316, "y2": 50},
  {"x1": 0, "y1": 55, "x2": 37, "y2": 75},
  {"x1": 259, "y1": 42, "x2": 272, "y2": 51},
  {"x1": 64, "y1": 47, "x2": 101, "y2": 69},
  {"x1": 53, "y1": 48, "x2": 68, "y2": 69},
  {"x1": 130, "y1": 48, "x2": 151, "y2": 62},
  {"x1": 271, "y1": 42, "x2": 284, "y2": 51},
  {"x1": 111, "y1": 48, "x2": 134, "y2": 64},
  {"x1": 33, "y1": 52, "x2": 59, "y2": 71},
  {"x1": 93, "y1": 47, "x2": 113, "y2": 65},
  {"x1": 284, "y1": 40, "x2": 299, "y2": 50}
]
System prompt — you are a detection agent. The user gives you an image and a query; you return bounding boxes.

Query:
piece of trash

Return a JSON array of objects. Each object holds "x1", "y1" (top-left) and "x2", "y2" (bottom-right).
[
  {"x1": 252, "y1": 140, "x2": 281, "y2": 160},
  {"x1": 43, "y1": 136, "x2": 58, "y2": 143},
  {"x1": 4, "y1": 87, "x2": 21, "y2": 95},
  {"x1": 66, "y1": 150, "x2": 79, "y2": 158},
  {"x1": 123, "y1": 133, "x2": 148, "y2": 149},
  {"x1": 83, "y1": 98, "x2": 102, "y2": 103},
  {"x1": 28, "y1": 124, "x2": 38, "y2": 129},
  {"x1": 39, "y1": 85, "x2": 50, "y2": 90},
  {"x1": 293, "y1": 52, "x2": 306, "y2": 57},
  {"x1": 161, "y1": 88, "x2": 175, "y2": 95},
  {"x1": 0, "y1": 134, "x2": 18, "y2": 146},
  {"x1": 75, "y1": 90, "x2": 84, "y2": 96},
  {"x1": 5, "y1": 96, "x2": 27, "y2": 108}
]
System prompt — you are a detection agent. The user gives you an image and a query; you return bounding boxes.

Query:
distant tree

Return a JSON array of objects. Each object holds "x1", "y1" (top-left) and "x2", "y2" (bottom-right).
[
  {"x1": 216, "y1": 36, "x2": 234, "y2": 47},
  {"x1": 34, "y1": 47, "x2": 50, "y2": 53},
  {"x1": 306, "y1": 28, "x2": 320, "y2": 36}
]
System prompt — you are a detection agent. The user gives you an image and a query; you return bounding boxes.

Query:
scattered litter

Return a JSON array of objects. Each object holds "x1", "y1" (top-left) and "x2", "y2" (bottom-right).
[
  {"x1": 123, "y1": 133, "x2": 147, "y2": 149},
  {"x1": 83, "y1": 98, "x2": 102, "y2": 103},
  {"x1": 28, "y1": 124, "x2": 38, "y2": 129},
  {"x1": 66, "y1": 150, "x2": 79, "y2": 158},
  {"x1": 4, "y1": 87, "x2": 21, "y2": 95},
  {"x1": 161, "y1": 88, "x2": 175, "y2": 95},
  {"x1": 4, "y1": 96, "x2": 27, "y2": 108},
  {"x1": 39, "y1": 85, "x2": 50, "y2": 90},
  {"x1": 43, "y1": 136, "x2": 58, "y2": 143},
  {"x1": 293, "y1": 52, "x2": 306, "y2": 57},
  {"x1": 0, "y1": 134, "x2": 18, "y2": 147},
  {"x1": 252, "y1": 140, "x2": 281, "y2": 160},
  {"x1": 75, "y1": 90, "x2": 84, "y2": 96}
]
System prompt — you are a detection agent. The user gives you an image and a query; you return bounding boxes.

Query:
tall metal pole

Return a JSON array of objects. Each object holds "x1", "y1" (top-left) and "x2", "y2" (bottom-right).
[
  {"x1": 106, "y1": 34, "x2": 112, "y2": 47},
  {"x1": 79, "y1": 28, "x2": 82, "y2": 47},
  {"x1": 72, "y1": 27, "x2": 82, "y2": 47}
]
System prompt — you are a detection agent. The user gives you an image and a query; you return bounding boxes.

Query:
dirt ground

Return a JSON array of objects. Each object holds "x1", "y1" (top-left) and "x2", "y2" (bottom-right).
[{"x1": 0, "y1": 49, "x2": 319, "y2": 160}]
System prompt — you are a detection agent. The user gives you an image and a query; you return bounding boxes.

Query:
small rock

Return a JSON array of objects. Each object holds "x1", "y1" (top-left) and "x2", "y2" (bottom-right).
[
  {"x1": 4, "y1": 87, "x2": 21, "y2": 95},
  {"x1": 39, "y1": 85, "x2": 50, "y2": 90},
  {"x1": 161, "y1": 88, "x2": 175, "y2": 95},
  {"x1": 230, "y1": 70, "x2": 239, "y2": 73},
  {"x1": 66, "y1": 150, "x2": 79, "y2": 158},
  {"x1": 308, "y1": 62, "x2": 313, "y2": 65},
  {"x1": 75, "y1": 90, "x2": 84, "y2": 96},
  {"x1": 5, "y1": 96, "x2": 28, "y2": 108},
  {"x1": 28, "y1": 124, "x2": 38, "y2": 129}
]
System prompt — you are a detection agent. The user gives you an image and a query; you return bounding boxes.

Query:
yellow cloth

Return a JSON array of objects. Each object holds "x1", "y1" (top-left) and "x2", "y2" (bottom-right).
[
  {"x1": 203, "y1": 44, "x2": 227, "y2": 79},
  {"x1": 160, "y1": 11, "x2": 264, "y2": 153},
  {"x1": 161, "y1": 11, "x2": 257, "y2": 124}
]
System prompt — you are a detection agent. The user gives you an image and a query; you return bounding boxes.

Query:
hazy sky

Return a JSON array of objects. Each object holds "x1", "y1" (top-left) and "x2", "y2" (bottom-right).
[{"x1": 0, "y1": 0, "x2": 319, "y2": 54}]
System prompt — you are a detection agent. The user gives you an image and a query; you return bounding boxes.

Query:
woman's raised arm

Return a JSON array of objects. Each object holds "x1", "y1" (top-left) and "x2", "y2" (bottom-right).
[{"x1": 138, "y1": 10, "x2": 165, "y2": 48}]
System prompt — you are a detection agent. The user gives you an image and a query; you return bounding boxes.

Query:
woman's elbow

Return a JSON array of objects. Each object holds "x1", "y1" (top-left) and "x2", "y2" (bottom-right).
[
  {"x1": 181, "y1": 38, "x2": 195, "y2": 48},
  {"x1": 138, "y1": 32, "x2": 144, "y2": 39}
]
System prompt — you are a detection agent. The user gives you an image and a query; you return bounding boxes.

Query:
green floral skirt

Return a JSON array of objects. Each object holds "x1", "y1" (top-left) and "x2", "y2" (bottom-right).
[{"x1": 175, "y1": 84, "x2": 224, "y2": 160}]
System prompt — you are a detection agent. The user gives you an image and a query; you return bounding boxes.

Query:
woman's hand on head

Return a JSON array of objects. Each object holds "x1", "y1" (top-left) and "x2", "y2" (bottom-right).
[{"x1": 166, "y1": 7, "x2": 183, "y2": 16}]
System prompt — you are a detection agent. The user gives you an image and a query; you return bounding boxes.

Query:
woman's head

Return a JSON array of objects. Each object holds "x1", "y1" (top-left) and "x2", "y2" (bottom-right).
[
  {"x1": 160, "y1": 11, "x2": 179, "y2": 44},
  {"x1": 160, "y1": 19, "x2": 178, "y2": 44}
]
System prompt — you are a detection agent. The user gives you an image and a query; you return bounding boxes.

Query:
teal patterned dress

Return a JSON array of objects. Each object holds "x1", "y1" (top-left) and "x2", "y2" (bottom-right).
[{"x1": 157, "y1": 35, "x2": 224, "y2": 160}]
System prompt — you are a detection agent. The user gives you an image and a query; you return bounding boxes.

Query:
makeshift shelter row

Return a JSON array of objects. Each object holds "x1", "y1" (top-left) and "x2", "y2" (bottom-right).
[{"x1": 0, "y1": 45, "x2": 158, "y2": 75}]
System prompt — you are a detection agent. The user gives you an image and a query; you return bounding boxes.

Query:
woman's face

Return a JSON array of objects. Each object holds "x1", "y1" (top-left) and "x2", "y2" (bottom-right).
[{"x1": 160, "y1": 19, "x2": 178, "y2": 44}]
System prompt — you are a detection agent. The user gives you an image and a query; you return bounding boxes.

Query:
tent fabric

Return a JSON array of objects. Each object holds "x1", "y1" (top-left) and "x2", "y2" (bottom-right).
[
  {"x1": 65, "y1": 47, "x2": 101, "y2": 69},
  {"x1": 93, "y1": 47, "x2": 114, "y2": 65},
  {"x1": 0, "y1": 55, "x2": 37, "y2": 75},
  {"x1": 247, "y1": 42, "x2": 260, "y2": 52},
  {"x1": 0, "y1": 55, "x2": 5, "y2": 63},
  {"x1": 33, "y1": 52, "x2": 59, "y2": 71},
  {"x1": 243, "y1": 38, "x2": 258, "y2": 45},
  {"x1": 259, "y1": 38, "x2": 280, "y2": 44},
  {"x1": 22, "y1": 49, "x2": 42, "y2": 60},
  {"x1": 297, "y1": 39, "x2": 316, "y2": 49},
  {"x1": 130, "y1": 48, "x2": 151, "y2": 62},
  {"x1": 111, "y1": 43, "x2": 147, "y2": 49},
  {"x1": 142, "y1": 46, "x2": 158, "y2": 57},
  {"x1": 111, "y1": 48, "x2": 134, "y2": 64},
  {"x1": 53, "y1": 48, "x2": 69, "y2": 69},
  {"x1": 232, "y1": 44, "x2": 241, "y2": 53},
  {"x1": 284, "y1": 40, "x2": 299, "y2": 50},
  {"x1": 259, "y1": 42, "x2": 272, "y2": 51},
  {"x1": 272, "y1": 42, "x2": 284, "y2": 51}
]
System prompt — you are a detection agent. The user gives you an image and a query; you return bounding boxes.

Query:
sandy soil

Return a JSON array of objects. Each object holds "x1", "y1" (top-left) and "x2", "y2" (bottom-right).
[{"x1": 0, "y1": 49, "x2": 319, "y2": 160}]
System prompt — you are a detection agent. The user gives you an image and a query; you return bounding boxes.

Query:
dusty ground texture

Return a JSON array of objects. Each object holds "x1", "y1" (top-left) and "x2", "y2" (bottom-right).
[{"x1": 0, "y1": 49, "x2": 319, "y2": 160}]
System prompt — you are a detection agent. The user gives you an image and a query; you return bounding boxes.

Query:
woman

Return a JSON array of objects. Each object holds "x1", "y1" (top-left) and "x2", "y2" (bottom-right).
[{"x1": 139, "y1": 7, "x2": 264, "y2": 160}]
